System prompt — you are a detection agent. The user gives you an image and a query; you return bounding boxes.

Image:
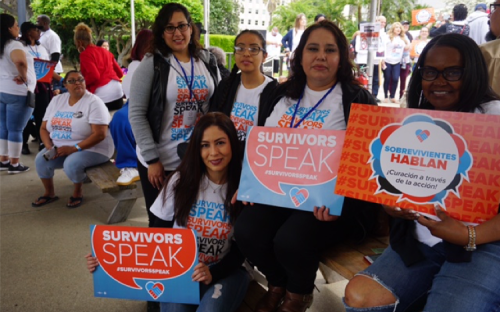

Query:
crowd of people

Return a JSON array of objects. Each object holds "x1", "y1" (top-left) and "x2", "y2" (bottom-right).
[{"x1": 1, "y1": 1, "x2": 500, "y2": 312}]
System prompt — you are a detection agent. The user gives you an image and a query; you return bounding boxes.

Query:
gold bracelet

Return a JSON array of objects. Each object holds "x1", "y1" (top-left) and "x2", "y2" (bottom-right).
[{"x1": 464, "y1": 225, "x2": 476, "y2": 251}]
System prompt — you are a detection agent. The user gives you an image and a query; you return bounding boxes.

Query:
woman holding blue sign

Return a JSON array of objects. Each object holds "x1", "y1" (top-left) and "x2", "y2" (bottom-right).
[
  {"x1": 234, "y1": 21, "x2": 380, "y2": 312},
  {"x1": 87, "y1": 112, "x2": 250, "y2": 311},
  {"x1": 344, "y1": 34, "x2": 500, "y2": 312},
  {"x1": 211, "y1": 30, "x2": 278, "y2": 144}
]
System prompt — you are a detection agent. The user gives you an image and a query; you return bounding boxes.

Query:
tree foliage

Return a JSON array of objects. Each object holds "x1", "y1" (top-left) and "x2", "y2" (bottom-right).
[
  {"x1": 30, "y1": 0, "x2": 204, "y2": 66},
  {"x1": 209, "y1": 0, "x2": 240, "y2": 35}
]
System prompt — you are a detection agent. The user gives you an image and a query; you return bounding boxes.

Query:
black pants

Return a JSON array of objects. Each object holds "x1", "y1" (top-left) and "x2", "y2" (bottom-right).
[
  {"x1": 23, "y1": 83, "x2": 51, "y2": 147},
  {"x1": 137, "y1": 161, "x2": 172, "y2": 227},
  {"x1": 234, "y1": 204, "x2": 350, "y2": 294}
]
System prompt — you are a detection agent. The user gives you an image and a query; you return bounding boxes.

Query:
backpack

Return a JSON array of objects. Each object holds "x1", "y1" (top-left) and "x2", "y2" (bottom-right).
[{"x1": 445, "y1": 23, "x2": 470, "y2": 36}]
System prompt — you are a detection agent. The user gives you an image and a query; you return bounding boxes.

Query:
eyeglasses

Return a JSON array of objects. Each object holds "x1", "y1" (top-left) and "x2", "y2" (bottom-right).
[
  {"x1": 234, "y1": 46, "x2": 265, "y2": 55},
  {"x1": 164, "y1": 23, "x2": 190, "y2": 34},
  {"x1": 490, "y1": 3, "x2": 500, "y2": 14},
  {"x1": 418, "y1": 66, "x2": 464, "y2": 82},
  {"x1": 66, "y1": 78, "x2": 85, "y2": 84}
]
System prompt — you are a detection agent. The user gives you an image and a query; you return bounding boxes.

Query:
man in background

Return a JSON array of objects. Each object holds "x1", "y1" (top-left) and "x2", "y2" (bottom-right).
[
  {"x1": 266, "y1": 27, "x2": 283, "y2": 75},
  {"x1": 37, "y1": 15, "x2": 63, "y2": 74},
  {"x1": 468, "y1": 3, "x2": 490, "y2": 44}
]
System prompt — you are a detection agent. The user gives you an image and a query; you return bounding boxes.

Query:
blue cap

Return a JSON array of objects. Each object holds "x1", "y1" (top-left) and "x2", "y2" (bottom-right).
[{"x1": 475, "y1": 3, "x2": 487, "y2": 11}]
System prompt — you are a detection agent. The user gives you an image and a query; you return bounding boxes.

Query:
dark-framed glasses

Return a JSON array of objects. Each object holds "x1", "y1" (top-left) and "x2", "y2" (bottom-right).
[
  {"x1": 490, "y1": 3, "x2": 500, "y2": 14},
  {"x1": 164, "y1": 23, "x2": 190, "y2": 34},
  {"x1": 234, "y1": 46, "x2": 265, "y2": 55},
  {"x1": 418, "y1": 66, "x2": 464, "y2": 82},
  {"x1": 66, "y1": 78, "x2": 85, "y2": 84}
]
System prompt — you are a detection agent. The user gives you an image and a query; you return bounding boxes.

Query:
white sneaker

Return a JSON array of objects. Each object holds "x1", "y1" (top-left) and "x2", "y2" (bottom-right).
[{"x1": 116, "y1": 168, "x2": 140, "y2": 185}]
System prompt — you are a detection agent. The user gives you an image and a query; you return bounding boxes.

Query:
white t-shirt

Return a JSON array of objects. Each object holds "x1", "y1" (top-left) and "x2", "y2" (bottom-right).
[
  {"x1": 43, "y1": 91, "x2": 114, "y2": 158},
  {"x1": 0, "y1": 40, "x2": 36, "y2": 94},
  {"x1": 291, "y1": 29, "x2": 304, "y2": 53},
  {"x1": 266, "y1": 32, "x2": 283, "y2": 58},
  {"x1": 231, "y1": 76, "x2": 273, "y2": 141},
  {"x1": 94, "y1": 79, "x2": 124, "y2": 103},
  {"x1": 24, "y1": 44, "x2": 50, "y2": 60},
  {"x1": 414, "y1": 100, "x2": 500, "y2": 247},
  {"x1": 384, "y1": 36, "x2": 407, "y2": 65},
  {"x1": 39, "y1": 29, "x2": 63, "y2": 73},
  {"x1": 137, "y1": 56, "x2": 218, "y2": 170},
  {"x1": 122, "y1": 60, "x2": 140, "y2": 99},
  {"x1": 151, "y1": 173, "x2": 233, "y2": 266},
  {"x1": 265, "y1": 84, "x2": 345, "y2": 130}
]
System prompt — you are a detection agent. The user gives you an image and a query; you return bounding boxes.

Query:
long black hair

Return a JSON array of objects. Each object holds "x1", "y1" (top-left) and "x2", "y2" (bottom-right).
[
  {"x1": 1, "y1": 14, "x2": 16, "y2": 57},
  {"x1": 150, "y1": 3, "x2": 203, "y2": 60},
  {"x1": 163, "y1": 112, "x2": 242, "y2": 227},
  {"x1": 217, "y1": 29, "x2": 267, "y2": 111},
  {"x1": 407, "y1": 34, "x2": 499, "y2": 112},
  {"x1": 287, "y1": 20, "x2": 356, "y2": 99}
]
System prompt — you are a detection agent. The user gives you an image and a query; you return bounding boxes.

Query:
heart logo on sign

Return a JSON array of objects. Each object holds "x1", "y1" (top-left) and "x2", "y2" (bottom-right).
[
  {"x1": 290, "y1": 187, "x2": 309, "y2": 207},
  {"x1": 145, "y1": 281, "x2": 165, "y2": 300},
  {"x1": 415, "y1": 129, "x2": 430, "y2": 142}
]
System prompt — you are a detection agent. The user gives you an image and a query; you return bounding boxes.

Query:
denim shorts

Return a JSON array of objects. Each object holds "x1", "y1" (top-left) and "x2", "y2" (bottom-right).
[{"x1": 345, "y1": 240, "x2": 500, "y2": 312}]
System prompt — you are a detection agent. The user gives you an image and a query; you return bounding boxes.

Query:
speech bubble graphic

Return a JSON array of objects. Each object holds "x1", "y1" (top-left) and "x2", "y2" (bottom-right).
[
  {"x1": 245, "y1": 127, "x2": 344, "y2": 195},
  {"x1": 290, "y1": 187, "x2": 310, "y2": 207},
  {"x1": 146, "y1": 282, "x2": 165, "y2": 300},
  {"x1": 91, "y1": 226, "x2": 197, "y2": 290}
]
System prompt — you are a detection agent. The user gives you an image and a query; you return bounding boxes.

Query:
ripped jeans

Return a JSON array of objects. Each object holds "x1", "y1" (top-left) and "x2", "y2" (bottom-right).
[
  {"x1": 343, "y1": 241, "x2": 500, "y2": 312},
  {"x1": 161, "y1": 267, "x2": 251, "y2": 312}
]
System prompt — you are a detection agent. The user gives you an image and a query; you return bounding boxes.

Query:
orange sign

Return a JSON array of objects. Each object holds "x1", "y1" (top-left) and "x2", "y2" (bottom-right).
[
  {"x1": 412, "y1": 8, "x2": 436, "y2": 26},
  {"x1": 409, "y1": 39, "x2": 429, "y2": 59},
  {"x1": 335, "y1": 104, "x2": 500, "y2": 224}
]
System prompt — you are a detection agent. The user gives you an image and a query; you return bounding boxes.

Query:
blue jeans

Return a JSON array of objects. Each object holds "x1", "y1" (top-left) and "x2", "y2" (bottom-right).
[
  {"x1": 372, "y1": 64, "x2": 380, "y2": 97},
  {"x1": 35, "y1": 148, "x2": 110, "y2": 183},
  {"x1": 109, "y1": 101, "x2": 137, "y2": 169},
  {"x1": 344, "y1": 241, "x2": 500, "y2": 312},
  {"x1": 160, "y1": 268, "x2": 251, "y2": 312},
  {"x1": 383, "y1": 63, "x2": 401, "y2": 99},
  {"x1": 0, "y1": 92, "x2": 34, "y2": 158}
]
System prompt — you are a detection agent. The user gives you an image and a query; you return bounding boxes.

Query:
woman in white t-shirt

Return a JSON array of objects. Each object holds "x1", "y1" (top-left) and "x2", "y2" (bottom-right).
[
  {"x1": 32, "y1": 70, "x2": 114, "y2": 208},
  {"x1": 87, "y1": 112, "x2": 250, "y2": 312},
  {"x1": 211, "y1": 30, "x2": 278, "y2": 144},
  {"x1": 381, "y1": 22, "x2": 409, "y2": 103},
  {"x1": 282, "y1": 13, "x2": 307, "y2": 69},
  {"x1": 0, "y1": 14, "x2": 36, "y2": 174},
  {"x1": 344, "y1": 34, "x2": 500, "y2": 312}
]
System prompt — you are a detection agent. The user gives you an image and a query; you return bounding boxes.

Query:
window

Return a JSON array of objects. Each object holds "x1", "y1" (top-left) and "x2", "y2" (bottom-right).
[
  {"x1": 255, "y1": 9, "x2": 259, "y2": 14},
  {"x1": 241, "y1": 7, "x2": 244, "y2": 13},
  {"x1": 248, "y1": 8, "x2": 251, "y2": 13},
  {"x1": 248, "y1": 19, "x2": 251, "y2": 25},
  {"x1": 255, "y1": 20, "x2": 258, "y2": 25},
  {"x1": 262, "y1": 21, "x2": 265, "y2": 26},
  {"x1": 241, "y1": 19, "x2": 244, "y2": 24}
]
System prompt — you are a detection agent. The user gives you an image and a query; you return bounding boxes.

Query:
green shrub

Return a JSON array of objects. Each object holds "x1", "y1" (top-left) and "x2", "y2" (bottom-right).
[{"x1": 201, "y1": 34, "x2": 236, "y2": 68}]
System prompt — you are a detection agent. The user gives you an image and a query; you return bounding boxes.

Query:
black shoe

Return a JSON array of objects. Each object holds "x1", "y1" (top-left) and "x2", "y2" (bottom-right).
[
  {"x1": 0, "y1": 161, "x2": 10, "y2": 171},
  {"x1": 8, "y1": 163, "x2": 30, "y2": 174},
  {"x1": 376, "y1": 99, "x2": 381, "y2": 103},
  {"x1": 22, "y1": 144, "x2": 31, "y2": 155},
  {"x1": 147, "y1": 301, "x2": 160, "y2": 312}
]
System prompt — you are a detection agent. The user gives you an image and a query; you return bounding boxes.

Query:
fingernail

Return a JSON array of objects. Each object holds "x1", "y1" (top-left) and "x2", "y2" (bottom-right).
[
  {"x1": 395, "y1": 207, "x2": 401, "y2": 211},
  {"x1": 415, "y1": 213, "x2": 420, "y2": 218}
]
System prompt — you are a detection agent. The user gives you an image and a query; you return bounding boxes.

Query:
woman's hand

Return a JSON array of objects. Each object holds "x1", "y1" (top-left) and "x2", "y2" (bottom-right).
[
  {"x1": 148, "y1": 161, "x2": 165, "y2": 190},
  {"x1": 192, "y1": 263, "x2": 212, "y2": 285},
  {"x1": 13, "y1": 75, "x2": 26, "y2": 85},
  {"x1": 55, "y1": 145, "x2": 77, "y2": 158},
  {"x1": 85, "y1": 253, "x2": 99, "y2": 273},
  {"x1": 230, "y1": 189, "x2": 253, "y2": 206},
  {"x1": 417, "y1": 206, "x2": 469, "y2": 246},
  {"x1": 382, "y1": 205, "x2": 420, "y2": 220},
  {"x1": 313, "y1": 206, "x2": 339, "y2": 221}
]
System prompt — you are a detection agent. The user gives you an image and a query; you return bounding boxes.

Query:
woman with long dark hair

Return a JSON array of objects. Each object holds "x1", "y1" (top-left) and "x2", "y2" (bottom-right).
[
  {"x1": 0, "y1": 13, "x2": 36, "y2": 174},
  {"x1": 129, "y1": 3, "x2": 220, "y2": 227},
  {"x1": 344, "y1": 34, "x2": 500, "y2": 312}
]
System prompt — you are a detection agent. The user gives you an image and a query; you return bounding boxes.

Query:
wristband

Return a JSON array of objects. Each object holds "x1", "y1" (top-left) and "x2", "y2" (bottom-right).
[
  {"x1": 464, "y1": 225, "x2": 476, "y2": 251},
  {"x1": 75, "y1": 144, "x2": 82, "y2": 152}
]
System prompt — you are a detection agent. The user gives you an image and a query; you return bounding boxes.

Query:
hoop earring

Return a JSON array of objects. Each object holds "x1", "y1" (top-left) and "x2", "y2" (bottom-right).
[{"x1": 418, "y1": 90, "x2": 424, "y2": 107}]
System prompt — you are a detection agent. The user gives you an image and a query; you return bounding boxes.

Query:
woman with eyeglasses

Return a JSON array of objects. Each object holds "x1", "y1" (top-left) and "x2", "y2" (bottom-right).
[
  {"x1": 129, "y1": 3, "x2": 220, "y2": 229},
  {"x1": 74, "y1": 23, "x2": 124, "y2": 111},
  {"x1": 233, "y1": 21, "x2": 380, "y2": 312},
  {"x1": 211, "y1": 30, "x2": 278, "y2": 145},
  {"x1": 32, "y1": 70, "x2": 114, "y2": 208},
  {"x1": 344, "y1": 34, "x2": 500, "y2": 312},
  {"x1": 480, "y1": 0, "x2": 500, "y2": 95}
]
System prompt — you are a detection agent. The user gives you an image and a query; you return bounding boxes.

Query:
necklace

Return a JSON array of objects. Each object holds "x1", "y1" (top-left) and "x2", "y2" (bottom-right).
[{"x1": 207, "y1": 179, "x2": 223, "y2": 193}]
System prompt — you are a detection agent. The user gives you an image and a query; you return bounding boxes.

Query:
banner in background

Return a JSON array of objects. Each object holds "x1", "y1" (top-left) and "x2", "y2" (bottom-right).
[
  {"x1": 238, "y1": 126, "x2": 345, "y2": 215},
  {"x1": 34, "y1": 58, "x2": 55, "y2": 83},
  {"x1": 335, "y1": 104, "x2": 500, "y2": 224},
  {"x1": 90, "y1": 225, "x2": 199, "y2": 303},
  {"x1": 412, "y1": 8, "x2": 436, "y2": 26}
]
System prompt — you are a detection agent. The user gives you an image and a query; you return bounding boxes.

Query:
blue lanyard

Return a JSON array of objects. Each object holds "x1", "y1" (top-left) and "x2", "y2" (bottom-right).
[
  {"x1": 173, "y1": 55, "x2": 195, "y2": 101},
  {"x1": 290, "y1": 82, "x2": 338, "y2": 128}
]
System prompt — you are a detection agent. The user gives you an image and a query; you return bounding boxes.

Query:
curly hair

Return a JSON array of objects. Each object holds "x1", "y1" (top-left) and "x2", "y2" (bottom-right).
[{"x1": 73, "y1": 22, "x2": 93, "y2": 44}]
